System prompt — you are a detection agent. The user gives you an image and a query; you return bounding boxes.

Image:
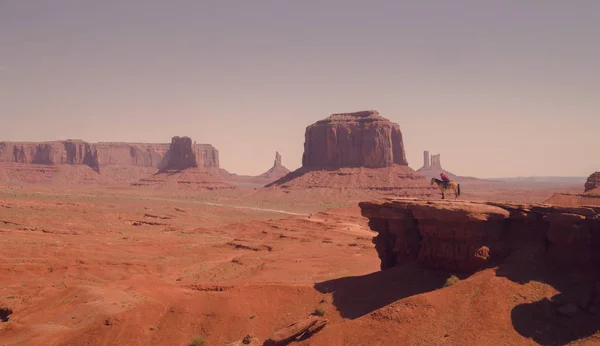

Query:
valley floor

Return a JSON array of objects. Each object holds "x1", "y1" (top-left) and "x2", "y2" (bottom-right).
[{"x1": 0, "y1": 183, "x2": 597, "y2": 345}]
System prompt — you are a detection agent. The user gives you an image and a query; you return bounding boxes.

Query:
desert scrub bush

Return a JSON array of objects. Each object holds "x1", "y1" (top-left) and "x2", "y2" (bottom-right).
[
  {"x1": 444, "y1": 275, "x2": 460, "y2": 287},
  {"x1": 313, "y1": 307, "x2": 325, "y2": 317},
  {"x1": 189, "y1": 335, "x2": 206, "y2": 346}
]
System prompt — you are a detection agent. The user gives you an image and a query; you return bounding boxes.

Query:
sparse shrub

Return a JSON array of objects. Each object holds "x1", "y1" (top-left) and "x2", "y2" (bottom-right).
[
  {"x1": 190, "y1": 335, "x2": 206, "y2": 346},
  {"x1": 313, "y1": 307, "x2": 325, "y2": 317},
  {"x1": 444, "y1": 275, "x2": 460, "y2": 287}
]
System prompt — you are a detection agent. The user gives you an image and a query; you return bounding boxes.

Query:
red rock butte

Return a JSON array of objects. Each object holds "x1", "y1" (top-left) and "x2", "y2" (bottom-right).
[
  {"x1": 302, "y1": 110, "x2": 408, "y2": 169},
  {"x1": 584, "y1": 172, "x2": 600, "y2": 193},
  {"x1": 267, "y1": 110, "x2": 434, "y2": 197}
]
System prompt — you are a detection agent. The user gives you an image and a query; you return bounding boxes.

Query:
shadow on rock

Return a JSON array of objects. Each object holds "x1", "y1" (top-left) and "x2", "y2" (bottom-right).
[
  {"x1": 497, "y1": 248, "x2": 600, "y2": 345},
  {"x1": 314, "y1": 262, "x2": 447, "y2": 319}
]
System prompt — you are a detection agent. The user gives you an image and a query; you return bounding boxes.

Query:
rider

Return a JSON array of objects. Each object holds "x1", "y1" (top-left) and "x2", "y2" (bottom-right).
[{"x1": 440, "y1": 172, "x2": 450, "y2": 189}]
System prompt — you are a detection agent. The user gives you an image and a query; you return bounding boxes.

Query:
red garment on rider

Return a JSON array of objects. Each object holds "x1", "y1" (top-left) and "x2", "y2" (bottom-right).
[{"x1": 440, "y1": 173, "x2": 450, "y2": 182}]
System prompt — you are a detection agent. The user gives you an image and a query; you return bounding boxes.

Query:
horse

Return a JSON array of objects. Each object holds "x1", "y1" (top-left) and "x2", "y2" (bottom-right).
[{"x1": 431, "y1": 178, "x2": 461, "y2": 199}]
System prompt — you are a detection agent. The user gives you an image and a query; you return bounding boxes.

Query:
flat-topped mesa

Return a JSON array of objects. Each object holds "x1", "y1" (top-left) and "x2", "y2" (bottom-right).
[
  {"x1": 584, "y1": 172, "x2": 600, "y2": 193},
  {"x1": 359, "y1": 199, "x2": 600, "y2": 273},
  {"x1": 94, "y1": 142, "x2": 219, "y2": 169},
  {"x1": 302, "y1": 110, "x2": 408, "y2": 169},
  {"x1": 0, "y1": 140, "x2": 100, "y2": 172},
  {"x1": 159, "y1": 136, "x2": 198, "y2": 171}
]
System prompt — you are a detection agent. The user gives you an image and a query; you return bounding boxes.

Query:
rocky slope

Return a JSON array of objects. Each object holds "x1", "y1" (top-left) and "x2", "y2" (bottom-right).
[
  {"x1": 302, "y1": 110, "x2": 408, "y2": 169},
  {"x1": 359, "y1": 198, "x2": 600, "y2": 273},
  {"x1": 132, "y1": 136, "x2": 234, "y2": 190},
  {"x1": 585, "y1": 172, "x2": 600, "y2": 193}
]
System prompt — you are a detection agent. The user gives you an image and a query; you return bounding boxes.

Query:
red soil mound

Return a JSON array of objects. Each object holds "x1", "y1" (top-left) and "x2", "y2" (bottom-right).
[
  {"x1": 265, "y1": 165, "x2": 435, "y2": 197},
  {"x1": 0, "y1": 163, "x2": 110, "y2": 185}
]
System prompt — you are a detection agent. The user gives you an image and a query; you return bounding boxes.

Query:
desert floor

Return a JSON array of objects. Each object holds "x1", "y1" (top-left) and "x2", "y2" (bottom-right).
[{"x1": 1, "y1": 181, "x2": 598, "y2": 346}]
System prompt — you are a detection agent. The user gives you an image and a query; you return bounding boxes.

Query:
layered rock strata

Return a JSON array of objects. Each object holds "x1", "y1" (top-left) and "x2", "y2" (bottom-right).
[
  {"x1": 0, "y1": 140, "x2": 99, "y2": 172},
  {"x1": 359, "y1": 199, "x2": 600, "y2": 273},
  {"x1": 302, "y1": 110, "x2": 408, "y2": 169}
]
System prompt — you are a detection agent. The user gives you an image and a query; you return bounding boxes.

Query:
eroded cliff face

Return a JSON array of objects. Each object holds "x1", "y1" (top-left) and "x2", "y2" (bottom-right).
[
  {"x1": 0, "y1": 140, "x2": 99, "y2": 172},
  {"x1": 359, "y1": 199, "x2": 600, "y2": 273},
  {"x1": 302, "y1": 110, "x2": 408, "y2": 169},
  {"x1": 159, "y1": 136, "x2": 198, "y2": 171},
  {"x1": 0, "y1": 141, "x2": 220, "y2": 171},
  {"x1": 585, "y1": 172, "x2": 600, "y2": 193}
]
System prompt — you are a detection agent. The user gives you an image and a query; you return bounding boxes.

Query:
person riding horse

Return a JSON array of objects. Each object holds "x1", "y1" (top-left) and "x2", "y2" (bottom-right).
[
  {"x1": 440, "y1": 172, "x2": 451, "y2": 189},
  {"x1": 431, "y1": 172, "x2": 460, "y2": 199}
]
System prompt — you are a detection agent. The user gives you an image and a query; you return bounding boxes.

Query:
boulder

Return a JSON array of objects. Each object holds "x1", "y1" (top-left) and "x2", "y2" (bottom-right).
[{"x1": 264, "y1": 316, "x2": 328, "y2": 346}]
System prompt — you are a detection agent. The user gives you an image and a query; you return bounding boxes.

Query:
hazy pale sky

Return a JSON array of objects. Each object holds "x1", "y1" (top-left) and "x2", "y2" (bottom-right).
[{"x1": 1, "y1": 1, "x2": 599, "y2": 178}]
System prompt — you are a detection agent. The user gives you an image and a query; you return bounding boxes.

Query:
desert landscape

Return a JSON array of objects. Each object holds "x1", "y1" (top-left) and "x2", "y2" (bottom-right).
[
  {"x1": 3, "y1": 3, "x2": 600, "y2": 345},
  {"x1": 1, "y1": 110, "x2": 599, "y2": 346}
]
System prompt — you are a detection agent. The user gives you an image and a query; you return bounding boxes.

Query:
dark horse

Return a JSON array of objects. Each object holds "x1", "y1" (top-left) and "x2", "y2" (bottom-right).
[{"x1": 431, "y1": 178, "x2": 461, "y2": 199}]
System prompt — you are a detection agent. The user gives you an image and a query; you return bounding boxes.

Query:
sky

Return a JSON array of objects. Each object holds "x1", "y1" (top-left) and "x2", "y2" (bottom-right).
[{"x1": 1, "y1": 1, "x2": 599, "y2": 178}]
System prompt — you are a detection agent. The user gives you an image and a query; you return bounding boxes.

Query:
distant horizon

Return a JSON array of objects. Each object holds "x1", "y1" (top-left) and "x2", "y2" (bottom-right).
[
  {"x1": 2, "y1": 1, "x2": 599, "y2": 178},
  {"x1": 0, "y1": 134, "x2": 593, "y2": 180}
]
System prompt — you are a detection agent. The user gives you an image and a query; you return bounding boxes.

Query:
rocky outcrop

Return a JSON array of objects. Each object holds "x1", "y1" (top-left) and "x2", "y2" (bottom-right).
[
  {"x1": 0, "y1": 140, "x2": 100, "y2": 172},
  {"x1": 359, "y1": 199, "x2": 600, "y2": 273},
  {"x1": 417, "y1": 151, "x2": 460, "y2": 181},
  {"x1": 585, "y1": 172, "x2": 600, "y2": 193},
  {"x1": 302, "y1": 110, "x2": 408, "y2": 169},
  {"x1": 258, "y1": 151, "x2": 290, "y2": 180},
  {"x1": 159, "y1": 136, "x2": 197, "y2": 171},
  {"x1": 264, "y1": 316, "x2": 328, "y2": 346}
]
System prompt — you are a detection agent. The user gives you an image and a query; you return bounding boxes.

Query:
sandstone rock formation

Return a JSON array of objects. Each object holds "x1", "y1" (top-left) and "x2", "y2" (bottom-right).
[
  {"x1": 258, "y1": 151, "x2": 291, "y2": 180},
  {"x1": 0, "y1": 140, "x2": 100, "y2": 172},
  {"x1": 219, "y1": 151, "x2": 291, "y2": 188},
  {"x1": 417, "y1": 151, "x2": 459, "y2": 181},
  {"x1": 584, "y1": 172, "x2": 600, "y2": 193},
  {"x1": 159, "y1": 136, "x2": 198, "y2": 171},
  {"x1": 360, "y1": 199, "x2": 600, "y2": 273},
  {"x1": 95, "y1": 142, "x2": 219, "y2": 170},
  {"x1": 274, "y1": 151, "x2": 282, "y2": 167},
  {"x1": 302, "y1": 110, "x2": 408, "y2": 169},
  {"x1": 0, "y1": 140, "x2": 219, "y2": 170},
  {"x1": 267, "y1": 111, "x2": 435, "y2": 196},
  {"x1": 0, "y1": 139, "x2": 221, "y2": 184},
  {"x1": 264, "y1": 316, "x2": 328, "y2": 346}
]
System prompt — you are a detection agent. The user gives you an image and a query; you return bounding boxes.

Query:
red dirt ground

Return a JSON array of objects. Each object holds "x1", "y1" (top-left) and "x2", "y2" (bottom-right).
[{"x1": 1, "y1": 181, "x2": 598, "y2": 345}]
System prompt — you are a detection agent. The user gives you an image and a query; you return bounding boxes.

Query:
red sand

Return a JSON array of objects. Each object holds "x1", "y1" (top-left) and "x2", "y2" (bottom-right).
[{"x1": 1, "y1": 180, "x2": 598, "y2": 345}]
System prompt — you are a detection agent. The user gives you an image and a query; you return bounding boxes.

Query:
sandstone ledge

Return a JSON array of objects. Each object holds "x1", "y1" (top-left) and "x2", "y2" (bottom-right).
[{"x1": 359, "y1": 198, "x2": 600, "y2": 273}]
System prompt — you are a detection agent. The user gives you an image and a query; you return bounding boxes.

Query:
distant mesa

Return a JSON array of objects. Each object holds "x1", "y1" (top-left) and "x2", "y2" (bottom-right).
[
  {"x1": 0, "y1": 137, "x2": 226, "y2": 187},
  {"x1": 267, "y1": 110, "x2": 434, "y2": 196},
  {"x1": 0, "y1": 140, "x2": 100, "y2": 172},
  {"x1": 584, "y1": 172, "x2": 600, "y2": 193},
  {"x1": 302, "y1": 110, "x2": 408, "y2": 169},
  {"x1": 131, "y1": 136, "x2": 235, "y2": 190}
]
